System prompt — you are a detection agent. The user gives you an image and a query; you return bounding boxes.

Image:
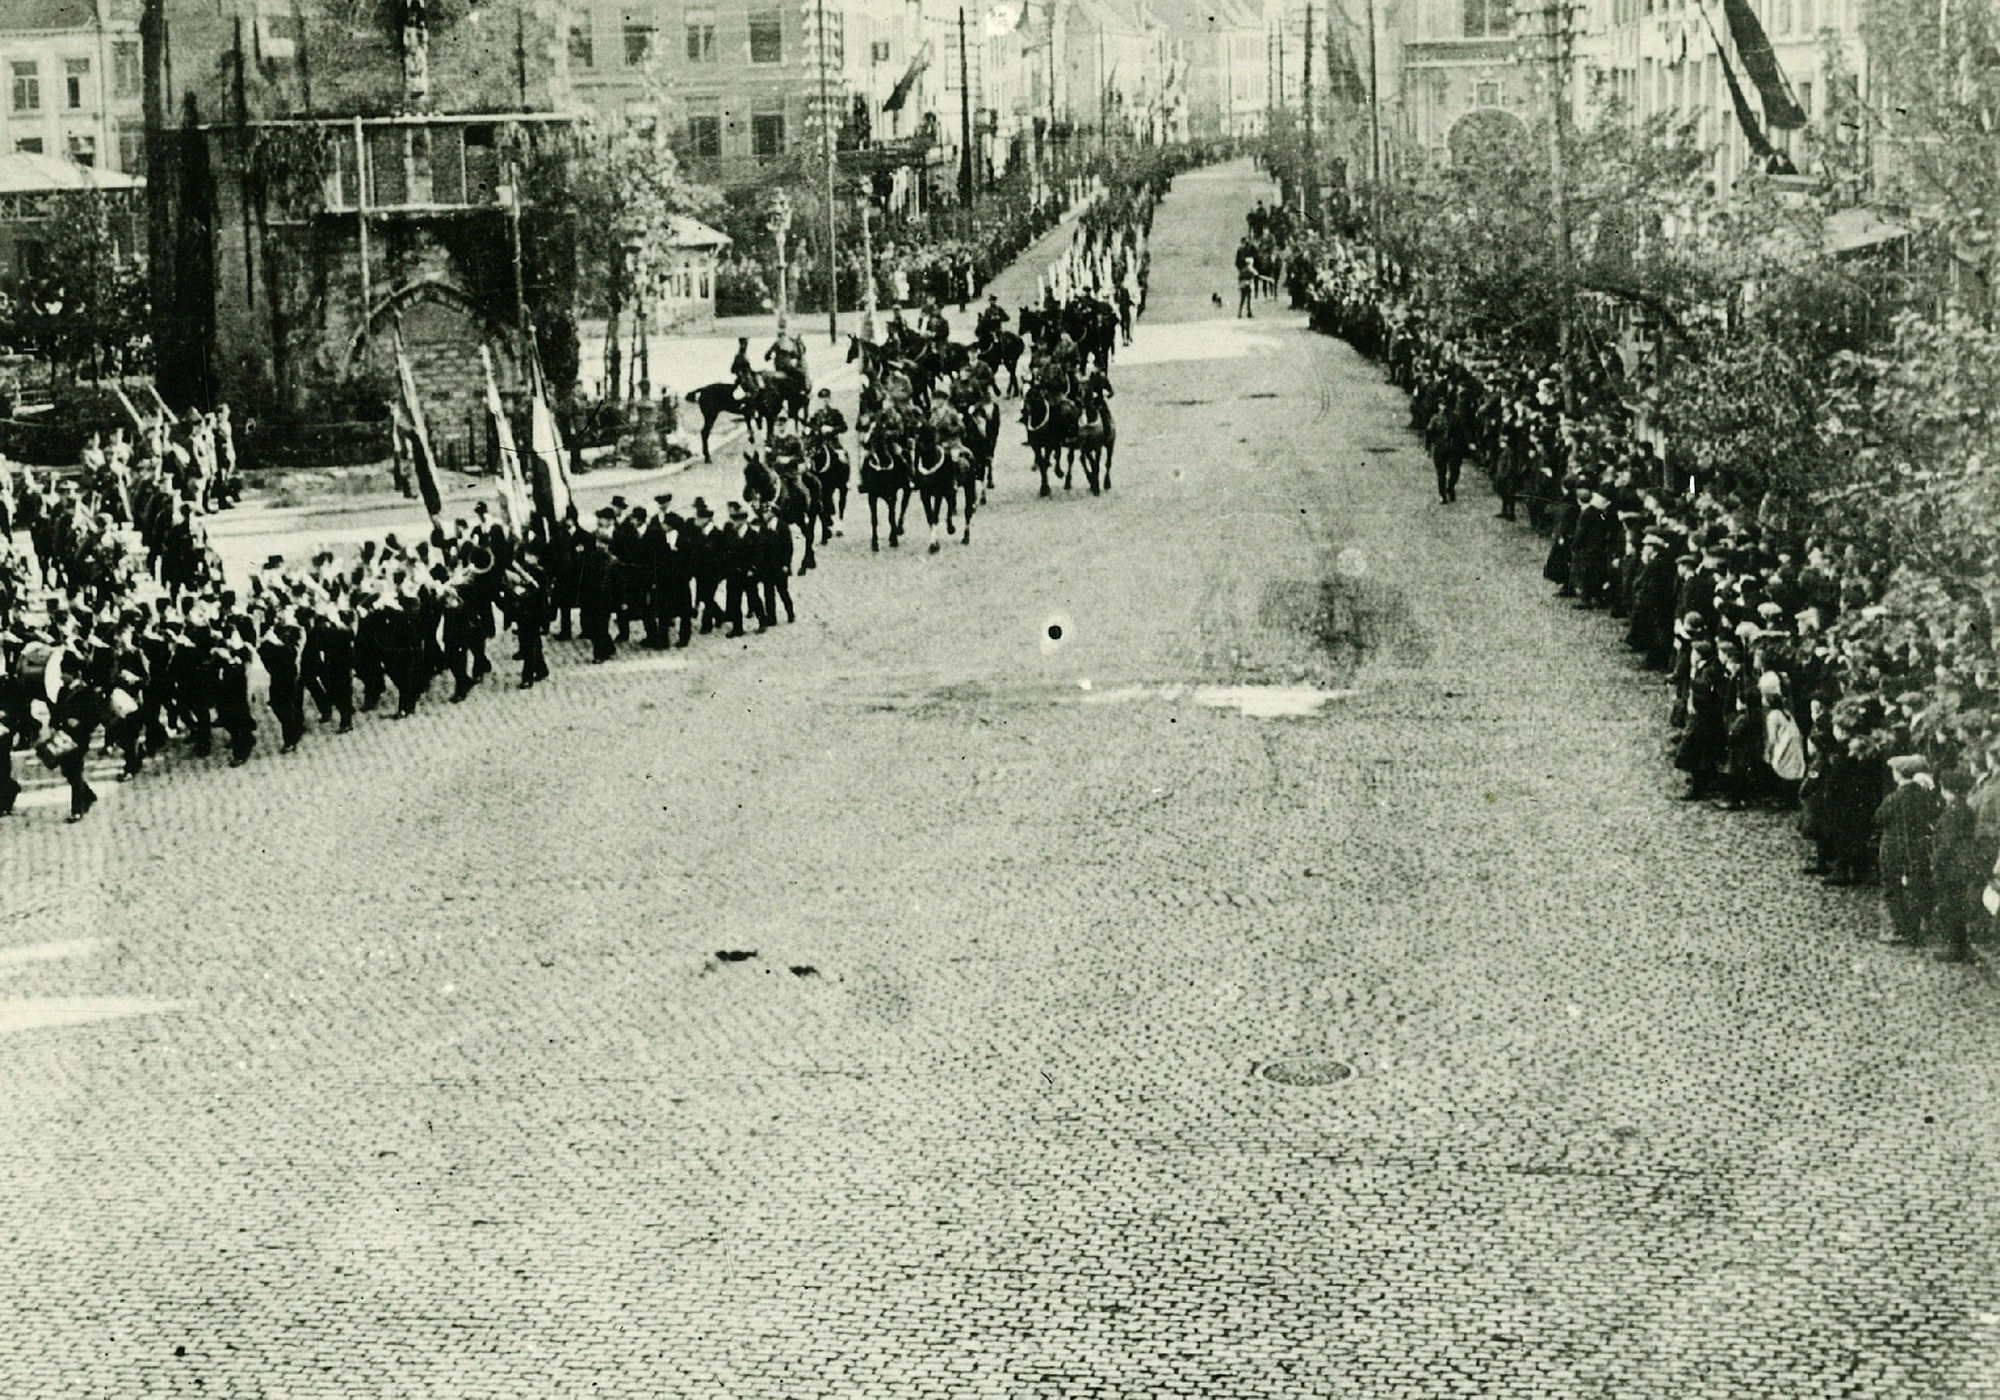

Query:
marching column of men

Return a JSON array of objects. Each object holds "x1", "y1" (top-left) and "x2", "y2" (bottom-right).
[{"x1": 2, "y1": 474, "x2": 808, "y2": 824}]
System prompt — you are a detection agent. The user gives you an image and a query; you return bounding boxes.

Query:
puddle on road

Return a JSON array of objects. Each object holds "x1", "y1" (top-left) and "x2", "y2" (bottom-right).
[
  {"x1": 0, "y1": 997, "x2": 184, "y2": 1035},
  {"x1": 1078, "y1": 682, "x2": 1356, "y2": 717}
]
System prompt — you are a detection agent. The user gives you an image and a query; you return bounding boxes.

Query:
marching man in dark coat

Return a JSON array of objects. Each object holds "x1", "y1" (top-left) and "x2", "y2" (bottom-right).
[{"x1": 577, "y1": 506, "x2": 619, "y2": 663}]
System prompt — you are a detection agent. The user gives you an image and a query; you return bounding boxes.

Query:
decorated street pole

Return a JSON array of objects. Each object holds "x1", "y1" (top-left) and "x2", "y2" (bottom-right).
[
  {"x1": 817, "y1": 0, "x2": 839, "y2": 343},
  {"x1": 770, "y1": 191, "x2": 793, "y2": 327},
  {"x1": 860, "y1": 197, "x2": 879, "y2": 342}
]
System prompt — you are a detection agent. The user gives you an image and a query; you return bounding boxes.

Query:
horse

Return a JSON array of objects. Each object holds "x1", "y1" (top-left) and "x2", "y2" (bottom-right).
[
  {"x1": 975, "y1": 328, "x2": 1026, "y2": 396},
  {"x1": 807, "y1": 432, "x2": 850, "y2": 544},
  {"x1": 742, "y1": 455, "x2": 820, "y2": 572},
  {"x1": 1021, "y1": 385, "x2": 1079, "y2": 497},
  {"x1": 911, "y1": 436, "x2": 978, "y2": 552},
  {"x1": 858, "y1": 429, "x2": 912, "y2": 552},
  {"x1": 684, "y1": 379, "x2": 789, "y2": 462},
  {"x1": 1070, "y1": 414, "x2": 1116, "y2": 495}
]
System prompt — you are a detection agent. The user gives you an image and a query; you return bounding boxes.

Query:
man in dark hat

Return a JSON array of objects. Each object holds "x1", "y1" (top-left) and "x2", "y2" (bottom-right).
[
  {"x1": 724, "y1": 500, "x2": 760, "y2": 636},
  {"x1": 753, "y1": 500, "x2": 795, "y2": 627},
  {"x1": 688, "y1": 499, "x2": 724, "y2": 635},
  {"x1": 577, "y1": 505, "x2": 619, "y2": 663}
]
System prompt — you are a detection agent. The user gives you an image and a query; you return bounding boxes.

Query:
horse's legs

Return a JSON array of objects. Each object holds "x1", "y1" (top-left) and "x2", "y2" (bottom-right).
[
  {"x1": 961, "y1": 484, "x2": 975, "y2": 545},
  {"x1": 799, "y1": 518, "x2": 816, "y2": 572},
  {"x1": 701, "y1": 413, "x2": 715, "y2": 463},
  {"x1": 868, "y1": 494, "x2": 881, "y2": 552},
  {"x1": 1103, "y1": 441, "x2": 1114, "y2": 492},
  {"x1": 926, "y1": 491, "x2": 943, "y2": 554}
]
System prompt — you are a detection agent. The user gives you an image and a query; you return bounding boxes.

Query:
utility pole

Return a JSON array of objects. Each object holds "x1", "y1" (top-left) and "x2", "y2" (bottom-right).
[
  {"x1": 1365, "y1": 0, "x2": 1380, "y2": 185},
  {"x1": 1301, "y1": 0, "x2": 1315, "y2": 229},
  {"x1": 958, "y1": 6, "x2": 974, "y2": 206},
  {"x1": 1520, "y1": 0, "x2": 1578, "y2": 412},
  {"x1": 818, "y1": 0, "x2": 839, "y2": 342}
]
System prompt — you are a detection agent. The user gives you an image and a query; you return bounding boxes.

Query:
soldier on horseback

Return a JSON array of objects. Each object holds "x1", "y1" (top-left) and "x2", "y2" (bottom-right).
[
  {"x1": 730, "y1": 335, "x2": 757, "y2": 405},
  {"x1": 807, "y1": 389, "x2": 849, "y2": 471},
  {"x1": 975, "y1": 293, "x2": 1008, "y2": 343}
]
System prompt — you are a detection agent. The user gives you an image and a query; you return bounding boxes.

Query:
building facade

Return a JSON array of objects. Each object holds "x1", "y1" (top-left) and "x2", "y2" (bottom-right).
[
  {"x1": 1574, "y1": 0, "x2": 1866, "y2": 191},
  {"x1": 146, "y1": 0, "x2": 574, "y2": 438},
  {"x1": 1, "y1": 0, "x2": 145, "y2": 176}
]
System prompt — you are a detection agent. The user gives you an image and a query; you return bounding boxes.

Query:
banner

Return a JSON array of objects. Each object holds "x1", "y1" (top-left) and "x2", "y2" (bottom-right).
[
  {"x1": 479, "y1": 346, "x2": 533, "y2": 534},
  {"x1": 527, "y1": 351, "x2": 574, "y2": 523},
  {"x1": 391, "y1": 329, "x2": 443, "y2": 524}
]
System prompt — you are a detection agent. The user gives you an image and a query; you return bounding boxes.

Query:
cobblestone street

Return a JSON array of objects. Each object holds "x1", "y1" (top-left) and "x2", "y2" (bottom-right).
[{"x1": 4, "y1": 161, "x2": 1999, "y2": 1398}]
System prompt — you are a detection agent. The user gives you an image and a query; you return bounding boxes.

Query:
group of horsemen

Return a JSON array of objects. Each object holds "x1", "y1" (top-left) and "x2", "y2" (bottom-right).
[{"x1": 716, "y1": 281, "x2": 1129, "y2": 550}]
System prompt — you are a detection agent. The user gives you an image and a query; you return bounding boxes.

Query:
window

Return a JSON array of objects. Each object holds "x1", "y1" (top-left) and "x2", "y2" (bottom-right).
[
  {"x1": 686, "y1": 113, "x2": 721, "y2": 156},
  {"x1": 65, "y1": 58, "x2": 90, "y2": 110},
  {"x1": 116, "y1": 120, "x2": 143, "y2": 174},
  {"x1": 623, "y1": 11, "x2": 655, "y2": 65},
  {"x1": 1475, "y1": 80, "x2": 1499, "y2": 106},
  {"x1": 686, "y1": 6, "x2": 717, "y2": 61},
  {"x1": 569, "y1": 18, "x2": 594, "y2": 67},
  {"x1": 68, "y1": 133, "x2": 96, "y2": 166},
  {"x1": 112, "y1": 41, "x2": 140, "y2": 98},
  {"x1": 749, "y1": 9, "x2": 783, "y2": 63},
  {"x1": 12, "y1": 62, "x2": 41, "y2": 113},
  {"x1": 751, "y1": 111, "x2": 785, "y2": 158},
  {"x1": 15, "y1": 137, "x2": 43, "y2": 153},
  {"x1": 1797, "y1": 79, "x2": 1812, "y2": 119},
  {"x1": 871, "y1": 39, "x2": 892, "y2": 63},
  {"x1": 1462, "y1": 0, "x2": 1511, "y2": 36}
]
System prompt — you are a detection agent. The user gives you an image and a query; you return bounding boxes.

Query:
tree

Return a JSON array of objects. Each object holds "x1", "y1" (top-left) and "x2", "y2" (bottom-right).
[
  {"x1": 525, "y1": 119, "x2": 718, "y2": 401},
  {"x1": 1857, "y1": 0, "x2": 2000, "y2": 312},
  {"x1": 9, "y1": 191, "x2": 148, "y2": 384}
]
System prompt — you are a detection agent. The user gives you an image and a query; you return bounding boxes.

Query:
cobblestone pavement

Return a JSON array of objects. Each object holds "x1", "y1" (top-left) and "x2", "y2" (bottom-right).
[{"x1": 4, "y1": 162, "x2": 2000, "y2": 1399}]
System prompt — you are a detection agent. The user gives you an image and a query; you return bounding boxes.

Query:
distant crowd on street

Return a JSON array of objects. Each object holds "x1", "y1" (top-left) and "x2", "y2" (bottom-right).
[{"x1": 1276, "y1": 219, "x2": 2000, "y2": 964}]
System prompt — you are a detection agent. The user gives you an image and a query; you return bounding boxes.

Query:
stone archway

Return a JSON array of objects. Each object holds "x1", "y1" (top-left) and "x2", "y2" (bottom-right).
[
  {"x1": 345, "y1": 279, "x2": 520, "y2": 477},
  {"x1": 1446, "y1": 107, "x2": 1530, "y2": 170}
]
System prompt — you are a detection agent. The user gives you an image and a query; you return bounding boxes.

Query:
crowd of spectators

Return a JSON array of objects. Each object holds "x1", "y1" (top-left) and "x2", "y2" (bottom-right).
[{"x1": 1289, "y1": 231, "x2": 2000, "y2": 963}]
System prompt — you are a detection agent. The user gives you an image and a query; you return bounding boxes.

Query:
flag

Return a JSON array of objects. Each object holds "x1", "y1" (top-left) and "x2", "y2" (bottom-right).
[
  {"x1": 1702, "y1": 8, "x2": 1793, "y2": 168},
  {"x1": 527, "y1": 351, "x2": 574, "y2": 523},
  {"x1": 884, "y1": 52, "x2": 928, "y2": 112},
  {"x1": 1721, "y1": 0, "x2": 1806, "y2": 129},
  {"x1": 480, "y1": 346, "x2": 533, "y2": 534},
  {"x1": 391, "y1": 329, "x2": 444, "y2": 524}
]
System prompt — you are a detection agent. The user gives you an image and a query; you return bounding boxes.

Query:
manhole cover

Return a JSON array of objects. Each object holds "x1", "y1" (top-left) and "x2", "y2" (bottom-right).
[{"x1": 1259, "y1": 1057, "x2": 1353, "y2": 1087}]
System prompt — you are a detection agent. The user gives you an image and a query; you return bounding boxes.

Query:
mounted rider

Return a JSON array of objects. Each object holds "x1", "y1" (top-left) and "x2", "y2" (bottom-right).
[
  {"x1": 766, "y1": 319, "x2": 808, "y2": 390},
  {"x1": 730, "y1": 335, "x2": 757, "y2": 404},
  {"x1": 806, "y1": 388, "x2": 848, "y2": 470},
  {"x1": 921, "y1": 301, "x2": 951, "y2": 347},
  {"x1": 974, "y1": 293, "x2": 1008, "y2": 343}
]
